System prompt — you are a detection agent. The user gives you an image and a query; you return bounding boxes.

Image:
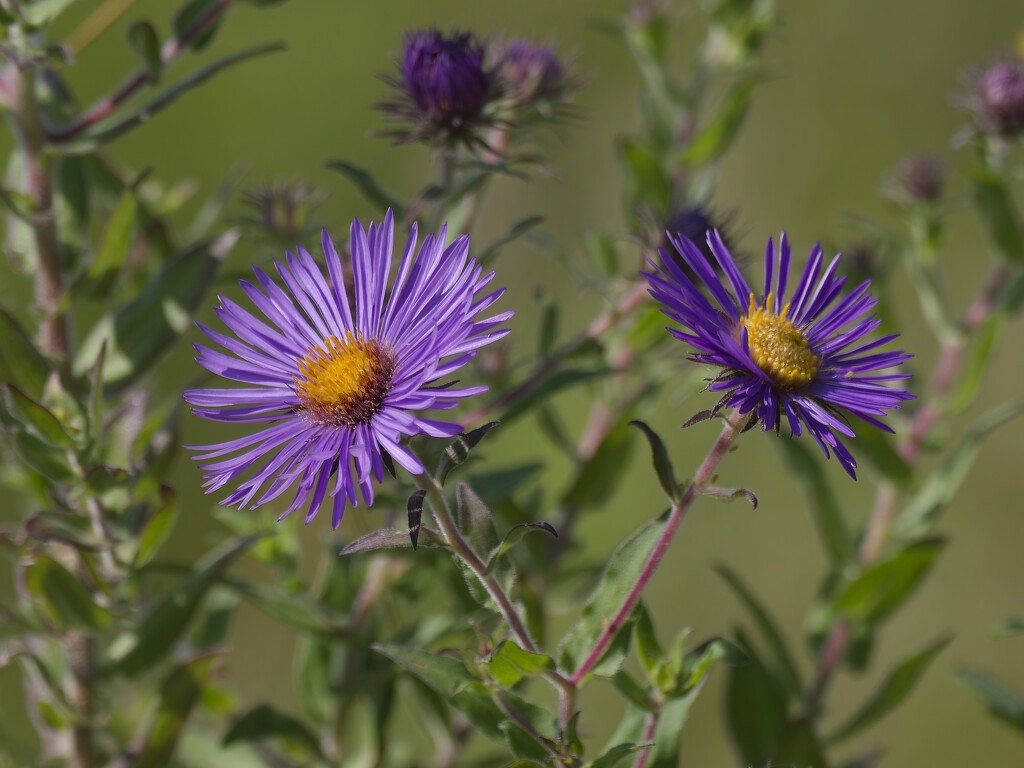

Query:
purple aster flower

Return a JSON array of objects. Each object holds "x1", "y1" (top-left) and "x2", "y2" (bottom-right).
[
  {"x1": 396, "y1": 29, "x2": 489, "y2": 132},
  {"x1": 975, "y1": 58, "x2": 1024, "y2": 137},
  {"x1": 497, "y1": 39, "x2": 568, "y2": 105},
  {"x1": 645, "y1": 231, "x2": 914, "y2": 478},
  {"x1": 185, "y1": 209, "x2": 511, "y2": 528}
]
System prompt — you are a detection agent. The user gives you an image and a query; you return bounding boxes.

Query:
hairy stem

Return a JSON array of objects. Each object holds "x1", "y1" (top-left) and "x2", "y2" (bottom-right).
[{"x1": 570, "y1": 408, "x2": 750, "y2": 686}]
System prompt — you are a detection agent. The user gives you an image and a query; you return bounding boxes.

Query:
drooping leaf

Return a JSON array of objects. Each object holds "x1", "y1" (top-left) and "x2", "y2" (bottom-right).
[
  {"x1": 828, "y1": 635, "x2": 950, "y2": 743},
  {"x1": 715, "y1": 564, "x2": 803, "y2": 699},
  {"x1": 893, "y1": 402, "x2": 1024, "y2": 537},
  {"x1": 324, "y1": 161, "x2": 406, "y2": 217},
  {"x1": 559, "y1": 512, "x2": 669, "y2": 678},
  {"x1": 831, "y1": 538, "x2": 944, "y2": 624},
  {"x1": 75, "y1": 230, "x2": 238, "y2": 390},
  {"x1": 435, "y1": 421, "x2": 500, "y2": 486},
  {"x1": 338, "y1": 526, "x2": 444, "y2": 556},
  {"x1": 105, "y1": 536, "x2": 256, "y2": 676},
  {"x1": 0, "y1": 385, "x2": 75, "y2": 448},
  {"x1": 776, "y1": 438, "x2": 855, "y2": 563},
  {"x1": 24, "y1": 556, "x2": 113, "y2": 631},
  {"x1": 482, "y1": 522, "x2": 558, "y2": 576},
  {"x1": 724, "y1": 630, "x2": 790, "y2": 767},
  {"x1": 129, "y1": 655, "x2": 215, "y2": 768},
  {"x1": 223, "y1": 703, "x2": 325, "y2": 760},
  {"x1": 629, "y1": 420, "x2": 681, "y2": 503},
  {"x1": 971, "y1": 166, "x2": 1024, "y2": 264},
  {"x1": 959, "y1": 667, "x2": 1024, "y2": 735}
]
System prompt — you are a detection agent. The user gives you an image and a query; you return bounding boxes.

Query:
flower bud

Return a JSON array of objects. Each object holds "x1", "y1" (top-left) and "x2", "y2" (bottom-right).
[
  {"x1": 400, "y1": 29, "x2": 489, "y2": 129},
  {"x1": 496, "y1": 39, "x2": 568, "y2": 106},
  {"x1": 895, "y1": 154, "x2": 946, "y2": 203}
]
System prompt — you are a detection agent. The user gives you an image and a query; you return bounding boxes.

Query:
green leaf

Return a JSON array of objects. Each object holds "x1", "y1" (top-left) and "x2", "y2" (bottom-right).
[
  {"x1": 971, "y1": 166, "x2": 1024, "y2": 264},
  {"x1": 25, "y1": 556, "x2": 113, "y2": 630},
  {"x1": 621, "y1": 139, "x2": 671, "y2": 217},
  {"x1": 373, "y1": 643, "x2": 505, "y2": 741},
  {"x1": 831, "y1": 538, "x2": 944, "y2": 624},
  {"x1": 223, "y1": 703, "x2": 325, "y2": 760},
  {"x1": 724, "y1": 630, "x2": 790, "y2": 767},
  {"x1": 774, "y1": 719, "x2": 830, "y2": 768},
  {"x1": 682, "y1": 72, "x2": 763, "y2": 166},
  {"x1": 65, "y1": 45, "x2": 283, "y2": 150},
  {"x1": 947, "y1": 311, "x2": 1003, "y2": 414},
  {"x1": 477, "y1": 215, "x2": 544, "y2": 266},
  {"x1": 0, "y1": 309, "x2": 50, "y2": 397},
  {"x1": 646, "y1": 694, "x2": 705, "y2": 768},
  {"x1": 559, "y1": 512, "x2": 669, "y2": 678},
  {"x1": 130, "y1": 655, "x2": 214, "y2": 768},
  {"x1": 224, "y1": 579, "x2": 335, "y2": 638},
  {"x1": 501, "y1": 368, "x2": 610, "y2": 424},
  {"x1": 611, "y1": 670, "x2": 657, "y2": 711},
  {"x1": 563, "y1": 416, "x2": 633, "y2": 507},
  {"x1": 589, "y1": 743, "x2": 646, "y2": 768},
  {"x1": 456, "y1": 482, "x2": 499, "y2": 555},
  {"x1": 995, "y1": 617, "x2": 1024, "y2": 638},
  {"x1": 629, "y1": 420, "x2": 681, "y2": 503},
  {"x1": 134, "y1": 486, "x2": 179, "y2": 567},
  {"x1": 501, "y1": 721, "x2": 551, "y2": 762},
  {"x1": 86, "y1": 189, "x2": 137, "y2": 293},
  {"x1": 435, "y1": 421, "x2": 500, "y2": 486},
  {"x1": 338, "y1": 526, "x2": 444, "y2": 556},
  {"x1": 20, "y1": 0, "x2": 77, "y2": 26},
  {"x1": 1, "y1": 385, "x2": 75, "y2": 448},
  {"x1": 128, "y1": 22, "x2": 162, "y2": 83},
  {"x1": 634, "y1": 603, "x2": 663, "y2": 680},
  {"x1": 75, "y1": 231, "x2": 238, "y2": 390},
  {"x1": 482, "y1": 522, "x2": 558, "y2": 576},
  {"x1": 678, "y1": 636, "x2": 749, "y2": 693},
  {"x1": 105, "y1": 536, "x2": 257, "y2": 676},
  {"x1": 486, "y1": 640, "x2": 553, "y2": 687},
  {"x1": 776, "y1": 438, "x2": 855, "y2": 563},
  {"x1": 715, "y1": 564, "x2": 803, "y2": 699},
  {"x1": 893, "y1": 401, "x2": 1024, "y2": 537},
  {"x1": 959, "y1": 667, "x2": 1024, "y2": 735},
  {"x1": 324, "y1": 161, "x2": 406, "y2": 218},
  {"x1": 828, "y1": 635, "x2": 950, "y2": 743},
  {"x1": 173, "y1": 0, "x2": 225, "y2": 51}
]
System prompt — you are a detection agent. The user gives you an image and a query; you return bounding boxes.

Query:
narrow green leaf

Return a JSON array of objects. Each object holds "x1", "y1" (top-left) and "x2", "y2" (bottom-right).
[
  {"x1": 1, "y1": 385, "x2": 75, "y2": 448},
  {"x1": 959, "y1": 667, "x2": 1024, "y2": 734},
  {"x1": 829, "y1": 636, "x2": 951, "y2": 743},
  {"x1": 682, "y1": 72, "x2": 763, "y2": 166},
  {"x1": 559, "y1": 512, "x2": 669, "y2": 677},
  {"x1": 831, "y1": 538, "x2": 944, "y2": 624},
  {"x1": 130, "y1": 655, "x2": 214, "y2": 768},
  {"x1": 947, "y1": 312, "x2": 1003, "y2": 415},
  {"x1": 500, "y1": 721, "x2": 551, "y2": 762},
  {"x1": 679, "y1": 636, "x2": 749, "y2": 693},
  {"x1": 611, "y1": 670, "x2": 657, "y2": 711},
  {"x1": 373, "y1": 643, "x2": 505, "y2": 741},
  {"x1": 971, "y1": 166, "x2": 1024, "y2": 263},
  {"x1": 893, "y1": 401, "x2": 1024, "y2": 537},
  {"x1": 776, "y1": 438, "x2": 855, "y2": 563},
  {"x1": 590, "y1": 743, "x2": 646, "y2": 768},
  {"x1": 634, "y1": 603, "x2": 663, "y2": 680},
  {"x1": 774, "y1": 719, "x2": 830, "y2": 768},
  {"x1": 647, "y1": 694, "x2": 705, "y2": 768},
  {"x1": 223, "y1": 703, "x2": 325, "y2": 760},
  {"x1": 128, "y1": 22, "x2": 162, "y2": 83},
  {"x1": 75, "y1": 231, "x2": 238, "y2": 389},
  {"x1": 105, "y1": 536, "x2": 257, "y2": 676},
  {"x1": 172, "y1": 0, "x2": 225, "y2": 51},
  {"x1": 725, "y1": 630, "x2": 790, "y2": 767},
  {"x1": 482, "y1": 522, "x2": 557, "y2": 576},
  {"x1": 715, "y1": 564, "x2": 803, "y2": 699},
  {"x1": 487, "y1": 640, "x2": 553, "y2": 687},
  {"x1": 535, "y1": 287, "x2": 558, "y2": 358},
  {"x1": 994, "y1": 617, "x2": 1024, "y2": 638},
  {"x1": 501, "y1": 368, "x2": 610, "y2": 424},
  {"x1": 87, "y1": 189, "x2": 137, "y2": 292},
  {"x1": 0, "y1": 309, "x2": 49, "y2": 397},
  {"x1": 456, "y1": 482, "x2": 499, "y2": 555},
  {"x1": 629, "y1": 420, "x2": 681, "y2": 503},
  {"x1": 854, "y1": 427, "x2": 914, "y2": 488},
  {"x1": 435, "y1": 421, "x2": 500, "y2": 486},
  {"x1": 563, "y1": 416, "x2": 633, "y2": 507},
  {"x1": 25, "y1": 556, "x2": 113, "y2": 630},
  {"x1": 324, "y1": 161, "x2": 406, "y2": 217},
  {"x1": 621, "y1": 139, "x2": 671, "y2": 216},
  {"x1": 338, "y1": 525, "x2": 444, "y2": 556},
  {"x1": 477, "y1": 215, "x2": 544, "y2": 266},
  {"x1": 134, "y1": 486, "x2": 179, "y2": 567}
]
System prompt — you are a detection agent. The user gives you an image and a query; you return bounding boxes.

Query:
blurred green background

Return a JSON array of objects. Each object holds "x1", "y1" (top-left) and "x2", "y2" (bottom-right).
[{"x1": 3, "y1": 0, "x2": 1024, "y2": 764}]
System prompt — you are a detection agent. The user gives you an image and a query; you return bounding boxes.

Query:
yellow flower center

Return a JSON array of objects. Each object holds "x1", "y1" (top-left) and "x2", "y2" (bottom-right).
[
  {"x1": 740, "y1": 293, "x2": 820, "y2": 389},
  {"x1": 294, "y1": 332, "x2": 396, "y2": 427}
]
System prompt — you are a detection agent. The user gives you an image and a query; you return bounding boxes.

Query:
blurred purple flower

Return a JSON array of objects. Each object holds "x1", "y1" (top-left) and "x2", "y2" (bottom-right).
[
  {"x1": 497, "y1": 39, "x2": 568, "y2": 104},
  {"x1": 185, "y1": 210, "x2": 511, "y2": 528},
  {"x1": 645, "y1": 231, "x2": 913, "y2": 478},
  {"x1": 976, "y1": 58, "x2": 1024, "y2": 137}
]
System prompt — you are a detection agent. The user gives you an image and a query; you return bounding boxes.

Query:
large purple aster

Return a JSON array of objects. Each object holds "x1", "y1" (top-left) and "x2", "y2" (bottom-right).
[
  {"x1": 645, "y1": 230, "x2": 913, "y2": 478},
  {"x1": 185, "y1": 210, "x2": 511, "y2": 528}
]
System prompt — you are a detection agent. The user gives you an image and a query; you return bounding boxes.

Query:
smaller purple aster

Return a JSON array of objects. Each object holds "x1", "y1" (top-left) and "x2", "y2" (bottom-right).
[
  {"x1": 645, "y1": 231, "x2": 914, "y2": 478},
  {"x1": 385, "y1": 29, "x2": 490, "y2": 142},
  {"x1": 497, "y1": 39, "x2": 568, "y2": 105},
  {"x1": 976, "y1": 58, "x2": 1024, "y2": 137},
  {"x1": 185, "y1": 210, "x2": 511, "y2": 528}
]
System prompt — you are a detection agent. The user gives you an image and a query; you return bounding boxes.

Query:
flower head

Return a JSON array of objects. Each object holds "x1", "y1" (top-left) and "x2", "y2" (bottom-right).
[
  {"x1": 240, "y1": 180, "x2": 326, "y2": 242},
  {"x1": 185, "y1": 210, "x2": 511, "y2": 527},
  {"x1": 645, "y1": 231, "x2": 913, "y2": 478},
  {"x1": 496, "y1": 39, "x2": 569, "y2": 106},
  {"x1": 382, "y1": 29, "x2": 492, "y2": 145},
  {"x1": 975, "y1": 57, "x2": 1024, "y2": 137},
  {"x1": 894, "y1": 154, "x2": 946, "y2": 203}
]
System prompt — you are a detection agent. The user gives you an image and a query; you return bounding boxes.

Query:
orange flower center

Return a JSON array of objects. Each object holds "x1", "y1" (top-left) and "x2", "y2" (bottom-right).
[
  {"x1": 740, "y1": 293, "x2": 820, "y2": 389},
  {"x1": 294, "y1": 332, "x2": 396, "y2": 427}
]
